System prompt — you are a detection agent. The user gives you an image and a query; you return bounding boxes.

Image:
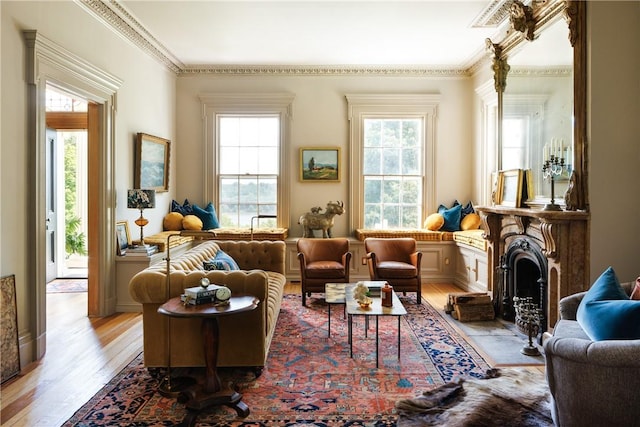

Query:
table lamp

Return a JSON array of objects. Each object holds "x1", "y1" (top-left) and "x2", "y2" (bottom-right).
[{"x1": 127, "y1": 189, "x2": 156, "y2": 246}]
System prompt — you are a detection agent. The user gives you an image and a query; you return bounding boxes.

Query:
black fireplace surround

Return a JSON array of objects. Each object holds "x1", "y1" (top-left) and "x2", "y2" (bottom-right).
[{"x1": 496, "y1": 237, "x2": 548, "y2": 334}]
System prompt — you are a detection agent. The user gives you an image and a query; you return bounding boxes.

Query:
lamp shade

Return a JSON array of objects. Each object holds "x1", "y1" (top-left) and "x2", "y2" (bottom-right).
[{"x1": 127, "y1": 189, "x2": 156, "y2": 209}]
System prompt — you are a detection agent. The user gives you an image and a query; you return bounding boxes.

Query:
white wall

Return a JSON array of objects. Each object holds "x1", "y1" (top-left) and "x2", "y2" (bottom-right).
[
  {"x1": 588, "y1": 1, "x2": 640, "y2": 283},
  {"x1": 1, "y1": 1, "x2": 175, "y2": 365},
  {"x1": 176, "y1": 74, "x2": 475, "y2": 238}
]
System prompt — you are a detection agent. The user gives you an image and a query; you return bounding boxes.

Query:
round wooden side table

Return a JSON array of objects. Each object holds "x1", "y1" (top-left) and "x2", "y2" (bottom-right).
[{"x1": 158, "y1": 295, "x2": 259, "y2": 426}]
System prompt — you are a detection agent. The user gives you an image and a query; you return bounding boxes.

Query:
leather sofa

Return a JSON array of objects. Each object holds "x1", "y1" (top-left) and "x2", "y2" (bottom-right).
[
  {"x1": 129, "y1": 240, "x2": 286, "y2": 374},
  {"x1": 543, "y1": 281, "x2": 640, "y2": 427}
]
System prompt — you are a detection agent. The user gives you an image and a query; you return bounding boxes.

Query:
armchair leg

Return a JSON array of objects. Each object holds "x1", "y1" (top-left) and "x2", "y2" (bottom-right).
[{"x1": 302, "y1": 290, "x2": 306, "y2": 306}]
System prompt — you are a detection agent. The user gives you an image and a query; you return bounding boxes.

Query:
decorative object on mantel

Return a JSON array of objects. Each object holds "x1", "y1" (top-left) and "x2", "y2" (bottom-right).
[
  {"x1": 298, "y1": 201, "x2": 345, "y2": 238},
  {"x1": 542, "y1": 149, "x2": 566, "y2": 211},
  {"x1": 513, "y1": 296, "x2": 543, "y2": 356},
  {"x1": 127, "y1": 189, "x2": 156, "y2": 246}
]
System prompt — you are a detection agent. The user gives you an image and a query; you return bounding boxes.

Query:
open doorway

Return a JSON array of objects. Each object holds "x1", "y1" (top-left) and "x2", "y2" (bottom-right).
[{"x1": 45, "y1": 85, "x2": 89, "y2": 293}]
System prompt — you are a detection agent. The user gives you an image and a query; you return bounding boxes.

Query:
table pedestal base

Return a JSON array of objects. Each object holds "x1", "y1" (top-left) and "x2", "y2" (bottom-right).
[{"x1": 178, "y1": 385, "x2": 249, "y2": 426}]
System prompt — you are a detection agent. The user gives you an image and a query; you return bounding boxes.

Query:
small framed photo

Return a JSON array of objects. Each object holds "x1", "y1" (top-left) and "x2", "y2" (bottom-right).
[
  {"x1": 116, "y1": 221, "x2": 131, "y2": 256},
  {"x1": 497, "y1": 169, "x2": 524, "y2": 207},
  {"x1": 134, "y1": 133, "x2": 170, "y2": 192},
  {"x1": 299, "y1": 147, "x2": 340, "y2": 182}
]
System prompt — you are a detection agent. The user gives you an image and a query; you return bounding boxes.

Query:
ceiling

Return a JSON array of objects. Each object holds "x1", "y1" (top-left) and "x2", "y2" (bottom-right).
[{"x1": 105, "y1": 1, "x2": 515, "y2": 71}]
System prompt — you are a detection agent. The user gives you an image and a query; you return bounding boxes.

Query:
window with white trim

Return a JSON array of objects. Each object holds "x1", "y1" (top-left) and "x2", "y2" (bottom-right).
[
  {"x1": 347, "y1": 94, "x2": 440, "y2": 230},
  {"x1": 218, "y1": 115, "x2": 278, "y2": 227},
  {"x1": 201, "y1": 93, "x2": 294, "y2": 228}
]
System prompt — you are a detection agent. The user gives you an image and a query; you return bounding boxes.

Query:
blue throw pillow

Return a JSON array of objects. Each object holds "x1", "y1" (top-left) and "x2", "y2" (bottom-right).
[
  {"x1": 203, "y1": 260, "x2": 231, "y2": 271},
  {"x1": 171, "y1": 199, "x2": 193, "y2": 215},
  {"x1": 214, "y1": 249, "x2": 239, "y2": 270},
  {"x1": 437, "y1": 203, "x2": 462, "y2": 232},
  {"x1": 193, "y1": 202, "x2": 220, "y2": 230},
  {"x1": 576, "y1": 266, "x2": 640, "y2": 341}
]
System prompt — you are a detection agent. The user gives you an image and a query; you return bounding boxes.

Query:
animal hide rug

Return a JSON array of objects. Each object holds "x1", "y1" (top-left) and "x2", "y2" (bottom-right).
[{"x1": 395, "y1": 368, "x2": 552, "y2": 427}]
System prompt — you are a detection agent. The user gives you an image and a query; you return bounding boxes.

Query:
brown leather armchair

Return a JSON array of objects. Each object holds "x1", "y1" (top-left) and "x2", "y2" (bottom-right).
[
  {"x1": 364, "y1": 237, "x2": 422, "y2": 304},
  {"x1": 297, "y1": 238, "x2": 352, "y2": 306}
]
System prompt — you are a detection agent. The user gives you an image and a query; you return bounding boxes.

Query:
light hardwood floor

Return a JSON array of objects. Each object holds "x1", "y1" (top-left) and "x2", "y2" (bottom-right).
[{"x1": 0, "y1": 282, "x2": 540, "y2": 426}]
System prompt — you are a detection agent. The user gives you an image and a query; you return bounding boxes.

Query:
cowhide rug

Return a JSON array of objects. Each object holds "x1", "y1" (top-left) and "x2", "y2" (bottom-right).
[{"x1": 395, "y1": 368, "x2": 553, "y2": 427}]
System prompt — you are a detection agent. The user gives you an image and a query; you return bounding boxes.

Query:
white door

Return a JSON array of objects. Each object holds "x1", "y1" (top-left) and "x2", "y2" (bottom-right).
[{"x1": 45, "y1": 128, "x2": 59, "y2": 282}]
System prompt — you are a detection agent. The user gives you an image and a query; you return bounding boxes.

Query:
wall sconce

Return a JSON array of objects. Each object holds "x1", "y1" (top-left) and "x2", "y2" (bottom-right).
[
  {"x1": 250, "y1": 215, "x2": 277, "y2": 240},
  {"x1": 127, "y1": 189, "x2": 156, "y2": 246}
]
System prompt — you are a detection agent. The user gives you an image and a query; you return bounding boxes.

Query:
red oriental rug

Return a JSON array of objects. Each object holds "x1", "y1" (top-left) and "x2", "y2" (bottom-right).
[{"x1": 63, "y1": 294, "x2": 491, "y2": 426}]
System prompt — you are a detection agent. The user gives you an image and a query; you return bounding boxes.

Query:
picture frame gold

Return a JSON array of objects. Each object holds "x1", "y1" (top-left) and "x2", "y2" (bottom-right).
[
  {"x1": 299, "y1": 147, "x2": 340, "y2": 182},
  {"x1": 134, "y1": 133, "x2": 170, "y2": 192},
  {"x1": 116, "y1": 220, "x2": 131, "y2": 255},
  {"x1": 497, "y1": 169, "x2": 524, "y2": 208},
  {"x1": 1, "y1": 274, "x2": 20, "y2": 383}
]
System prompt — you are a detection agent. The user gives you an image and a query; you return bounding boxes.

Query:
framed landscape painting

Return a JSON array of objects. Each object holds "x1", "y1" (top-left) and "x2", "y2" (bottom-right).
[
  {"x1": 134, "y1": 133, "x2": 170, "y2": 192},
  {"x1": 300, "y1": 147, "x2": 340, "y2": 182}
]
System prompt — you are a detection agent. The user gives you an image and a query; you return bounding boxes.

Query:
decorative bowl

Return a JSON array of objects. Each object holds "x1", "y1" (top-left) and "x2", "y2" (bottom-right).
[{"x1": 358, "y1": 298, "x2": 372, "y2": 309}]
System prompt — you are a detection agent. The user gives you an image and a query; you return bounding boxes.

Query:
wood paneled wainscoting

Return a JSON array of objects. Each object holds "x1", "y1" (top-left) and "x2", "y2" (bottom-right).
[{"x1": 477, "y1": 206, "x2": 589, "y2": 332}]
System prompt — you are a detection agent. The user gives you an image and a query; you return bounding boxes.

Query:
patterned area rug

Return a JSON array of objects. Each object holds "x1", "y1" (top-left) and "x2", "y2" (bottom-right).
[
  {"x1": 64, "y1": 294, "x2": 491, "y2": 426},
  {"x1": 46, "y1": 279, "x2": 88, "y2": 293}
]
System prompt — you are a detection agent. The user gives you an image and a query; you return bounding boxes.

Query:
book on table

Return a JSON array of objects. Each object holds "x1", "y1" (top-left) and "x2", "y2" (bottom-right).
[
  {"x1": 180, "y1": 294, "x2": 216, "y2": 305},
  {"x1": 126, "y1": 244, "x2": 158, "y2": 256}
]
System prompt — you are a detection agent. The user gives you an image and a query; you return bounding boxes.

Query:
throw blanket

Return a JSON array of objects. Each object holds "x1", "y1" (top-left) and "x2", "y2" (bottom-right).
[{"x1": 395, "y1": 368, "x2": 552, "y2": 427}]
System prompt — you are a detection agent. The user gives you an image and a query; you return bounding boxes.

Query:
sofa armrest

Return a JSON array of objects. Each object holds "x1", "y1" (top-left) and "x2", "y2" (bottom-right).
[
  {"x1": 558, "y1": 292, "x2": 586, "y2": 320},
  {"x1": 544, "y1": 335, "x2": 640, "y2": 367}
]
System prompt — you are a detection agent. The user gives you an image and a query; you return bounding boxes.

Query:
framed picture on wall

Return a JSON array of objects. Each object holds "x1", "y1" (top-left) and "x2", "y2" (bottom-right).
[
  {"x1": 299, "y1": 147, "x2": 340, "y2": 182},
  {"x1": 116, "y1": 220, "x2": 131, "y2": 256},
  {"x1": 497, "y1": 169, "x2": 524, "y2": 207},
  {"x1": 134, "y1": 133, "x2": 170, "y2": 192}
]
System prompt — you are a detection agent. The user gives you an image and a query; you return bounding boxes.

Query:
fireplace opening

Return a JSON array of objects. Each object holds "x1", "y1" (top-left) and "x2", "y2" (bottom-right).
[{"x1": 498, "y1": 237, "x2": 548, "y2": 337}]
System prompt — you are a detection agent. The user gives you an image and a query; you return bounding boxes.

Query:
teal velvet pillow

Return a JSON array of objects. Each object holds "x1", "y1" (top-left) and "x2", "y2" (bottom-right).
[
  {"x1": 438, "y1": 203, "x2": 462, "y2": 232},
  {"x1": 193, "y1": 202, "x2": 220, "y2": 230},
  {"x1": 576, "y1": 266, "x2": 640, "y2": 341},
  {"x1": 214, "y1": 249, "x2": 239, "y2": 270}
]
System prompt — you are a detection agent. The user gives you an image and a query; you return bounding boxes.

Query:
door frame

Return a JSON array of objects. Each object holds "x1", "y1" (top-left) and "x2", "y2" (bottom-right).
[{"x1": 24, "y1": 30, "x2": 122, "y2": 360}]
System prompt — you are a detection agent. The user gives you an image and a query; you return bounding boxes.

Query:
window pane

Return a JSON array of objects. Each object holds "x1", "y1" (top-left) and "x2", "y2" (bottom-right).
[
  {"x1": 258, "y1": 178, "x2": 277, "y2": 203},
  {"x1": 219, "y1": 203, "x2": 238, "y2": 227},
  {"x1": 364, "y1": 204, "x2": 381, "y2": 228},
  {"x1": 402, "y1": 147, "x2": 420, "y2": 174},
  {"x1": 220, "y1": 178, "x2": 239, "y2": 203},
  {"x1": 382, "y1": 179, "x2": 400, "y2": 203},
  {"x1": 363, "y1": 147, "x2": 381, "y2": 174},
  {"x1": 382, "y1": 148, "x2": 400, "y2": 174},
  {"x1": 383, "y1": 205, "x2": 400, "y2": 227}
]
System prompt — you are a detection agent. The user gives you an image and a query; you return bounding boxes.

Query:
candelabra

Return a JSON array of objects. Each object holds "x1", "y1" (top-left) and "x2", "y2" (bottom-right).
[
  {"x1": 513, "y1": 296, "x2": 543, "y2": 356},
  {"x1": 541, "y1": 154, "x2": 565, "y2": 211}
]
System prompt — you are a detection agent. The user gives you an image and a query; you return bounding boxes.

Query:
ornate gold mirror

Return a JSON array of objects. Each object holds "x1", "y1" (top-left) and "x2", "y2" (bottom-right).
[{"x1": 490, "y1": 0, "x2": 587, "y2": 211}]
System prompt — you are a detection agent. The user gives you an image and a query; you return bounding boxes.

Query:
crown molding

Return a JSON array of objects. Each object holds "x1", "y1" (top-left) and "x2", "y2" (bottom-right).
[
  {"x1": 75, "y1": 0, "x2": 184, "y2": 74},
  {"x1": 181, "y1": 64, "x2": 471, "y2": 77}
]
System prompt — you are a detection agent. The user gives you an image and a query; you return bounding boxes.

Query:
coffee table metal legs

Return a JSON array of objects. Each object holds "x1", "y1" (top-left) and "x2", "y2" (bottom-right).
[{"x1": 348, "y1": 314, "x2": 402, "y2": 368}]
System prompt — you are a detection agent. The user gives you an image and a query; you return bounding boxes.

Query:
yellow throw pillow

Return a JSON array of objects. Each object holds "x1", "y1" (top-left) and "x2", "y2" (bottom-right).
[
  {"x1": 182, "y1": 214, "x2": 203, "y2": 231},
  {"x1": 460, "y1": 213, "x2": 481, "y2": 230},
  {"x1": 424, "y1": 213, "x2": 445, "y2": 231},
  {"x1": 163, "y1": 212, "x2": 184, "y2": 231}
]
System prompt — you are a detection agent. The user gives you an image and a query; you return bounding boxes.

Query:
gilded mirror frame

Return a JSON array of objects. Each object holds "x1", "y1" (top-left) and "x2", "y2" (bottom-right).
[{"x1": 489, "y1": 0, "x2": 587, "y2": 211}]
